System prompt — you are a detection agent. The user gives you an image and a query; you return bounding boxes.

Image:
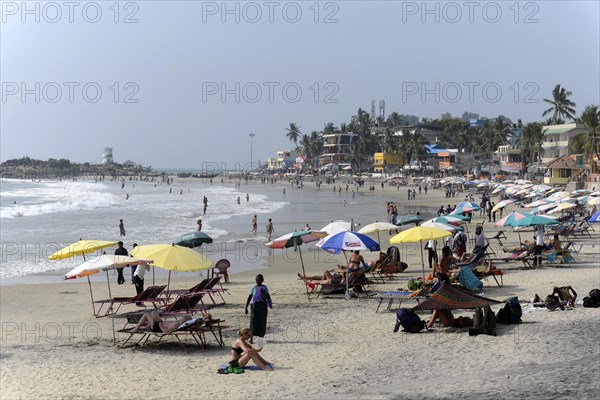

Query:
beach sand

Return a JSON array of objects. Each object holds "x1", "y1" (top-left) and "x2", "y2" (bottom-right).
[{"x1": 1, "y1": 182, "x2": 599, "y2": 400}]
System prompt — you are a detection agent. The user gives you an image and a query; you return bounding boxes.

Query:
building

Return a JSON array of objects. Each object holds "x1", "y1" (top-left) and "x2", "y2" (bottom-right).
[
  {"x1": 541, "y1": 123, "x2": 586, "y2": 164},
  {"x1": 267, "y1": 150, "x2": 298, "y2": 171},
  {"x1": 495, "y1": 145, "x2": 524, "y2": 174},
  {"x1": 373, "y1": 152, "x2": 404, "y2": 173},
  {"x1": 423, "y1": 144, "x2": 460, "y2": 171},
  {"x1": 394, "y1": 124, "x2": 443, "y2": 144},
  {"x1": 102, "y1": 147, "x2": 113, "y2": 165},
  {"x1": 543, "y1": 155, "x2": 585, "y2": 185},
  {"x1": 320, "y1": 132, "x2": 358, "y2": 163}
]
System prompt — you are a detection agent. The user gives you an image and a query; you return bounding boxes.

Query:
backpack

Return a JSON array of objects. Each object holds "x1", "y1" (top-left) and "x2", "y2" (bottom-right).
[
  {"x1": 470, "y1": 306, "x2": 496, "y2": 336},
  {"x1": 583, "y1": 289, "x2": 600, "y2": 308},
  {"x1": 496, "y1": 296, "x2": 522, "y2": 324},
  {"x1": 394, "y1": 308, "x2": 426, "y2": 333}
]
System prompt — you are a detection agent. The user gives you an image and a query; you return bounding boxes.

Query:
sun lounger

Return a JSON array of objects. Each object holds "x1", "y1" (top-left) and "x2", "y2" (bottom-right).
[
  {"x1": 168, "y1": 278, "x2": 211, "y2": 296},
  {"x1": 162, "y1": 292, "x2": 211, "y2": 316},
  {"x1": 370, "y1": 290, "x2": 427, "y2": 312},
  {"x1": 306, "y1": 271, "x2": 375, "y2": 300},
  {"x1": 93, "y1": 285, "x2": 167, "y2": 318},
  {"x1": 198, "y1": 276, "x2": 228, "y2": 305},
  {"x1": 117, "y1": 318, "x2": 228, "y2": 352}
]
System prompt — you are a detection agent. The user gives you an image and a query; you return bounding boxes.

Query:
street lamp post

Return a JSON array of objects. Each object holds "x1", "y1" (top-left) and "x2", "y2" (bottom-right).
[{"x1": 249, "y1": 133, "x2": 256, "y2": 171}]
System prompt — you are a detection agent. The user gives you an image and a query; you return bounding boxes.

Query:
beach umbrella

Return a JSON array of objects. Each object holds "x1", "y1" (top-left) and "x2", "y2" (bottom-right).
[
  {"x1": 266, "y1": 230, "x2": 328, "y2": 285},
  {"x1": 495, "y1": 212, "x2": 530, "y2": 227},
  {"x1": 525, "y1": 199, "x2": 550, "y2": 208},
  {"x1": 316, "y1": 231, "x2": 380, "y2": 299},
  {"x1": 430, "y1": 216, "x2": 467, "y2": 225},
  {"x1": 316, "y1": 231, "x2": 380, "y2": 255},
  {"x1": 131, "y1": 244, "x2": 213, "y2": 293},
  {"x1": 420, "y1": 221, "x2": 463, "y2": 232},
  {"x1": 64, "y1": 254, "x2": 152, "y2": 316},
  {"x1": 589, "y1": 210, "x2": 600, "y2": 223},
  {"x1": 492, "y1": 185, "x2": 507, "y2": 194},
  {"x1": 492, "y1": 200, "x2": 515, "y2": 213},
  {"x1": 588, "y1": 197, "x2": 600, "y2": 206},
  {"x1": 508, "y1": 214, "x2": 559, "y2": 228},
  {"x1": 389, "y1": 226, "x2": 451, "y2": 278},
  {"x1": 358, "y1": 222, "x2": 399, "y2": 245},
  {"x1": 546, "y1": 191, "x2": 570, "y2": 201},
  {"x1": 174, "y1": 231, "x2": 213, "y2": 248},
  {"x1": 546, "y1": 202, "x2": 577, "y2": 214},
  {"x1": 48, "y1": 240, "x2": 118, "y2": 260},
  {"x1": 320, "y1": 220, "x2": 352, "y2": 235},
  {"x1": 456, "y1": 201, "x2": 481, "y2": 211},
  {"x1": 396, "y1": 214, "x2": 424, "y2": 226}
]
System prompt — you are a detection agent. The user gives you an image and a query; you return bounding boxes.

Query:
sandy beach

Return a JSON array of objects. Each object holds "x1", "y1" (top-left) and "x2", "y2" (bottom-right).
[{"x1": 1, "y1": 182, "x2": 599, "y2": 400}]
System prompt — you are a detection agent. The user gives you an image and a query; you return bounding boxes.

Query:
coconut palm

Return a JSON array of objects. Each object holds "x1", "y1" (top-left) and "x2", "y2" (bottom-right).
[
  {"x1": 518, "y1": 122, "x2": 544, "y2": 165},
  {"x1": 574, "y1": 105, "x2": 600, "y2": 173},
  {"x1": 542, "y1": 84, "x2": 577, "y2": 125},
  {"x1": 285, "y1": 123, "x2": 302, "y2": 147}
]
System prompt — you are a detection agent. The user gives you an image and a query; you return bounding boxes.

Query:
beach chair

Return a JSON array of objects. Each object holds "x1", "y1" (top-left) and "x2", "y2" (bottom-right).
[
  {"x1": 307, "y1": 271, "x2": 374, "y2": 300},
  {"x1": 472, "y1": 265, "x2": 504, "y2": 287},
  {"x1": 563, "y1": 241, "x2": 582, "y2": 257},
  {"x1": 369, "y1": 290, "x2": 427, "y2": 313},
  {"x1": 456, "y1": 250, "x2": 486, "y2": 271},
  {"x1": 93, "y1": 285, "x2": 167, "y2": 318},
  {"x1": 162, "y1": 292, "x2": 211, "y2": 316},
  {"x1": 168, "y1": 278, "x2": 211, "y2": 297},
  {"x1": 198, "y1": 276, "x2": 228, "y2": 305},
  {"x1": 212, "y1": 259, "x2": 231, "y2": 283},
  {"x1": 118, "y1": 317, "x2": 228, "y2": 352},
  {"x1": 570, "y1": 220, "x2": 592, "y2": 238}
]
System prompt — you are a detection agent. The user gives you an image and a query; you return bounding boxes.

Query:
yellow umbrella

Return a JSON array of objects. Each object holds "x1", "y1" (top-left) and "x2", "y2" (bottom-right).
[
  {"x1": 390, "y1": 227, "x2": 451, "y2": 278},
  {"x1": 48, "y1": 240, "x2": 118, "y2": 260},
  {"x1": 131, "y1": 244, "x2": 212, "y2": 271}
]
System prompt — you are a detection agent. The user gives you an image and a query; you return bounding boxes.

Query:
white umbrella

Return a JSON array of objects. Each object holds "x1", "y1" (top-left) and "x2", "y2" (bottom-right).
[
  {"x1": 320, "y1": 220, "x2": 352, "y2": 235},
  {"x1": 547, "y1": 202, "x2": 577, "y2": 214},
  {"x1": 420, "y1": 221, "x2": 462, "y2": 232},
  {"x1": 358, "y1": 222, "x2": 399, "y2": 245},
  {"x1": 589, "y1": 197, "x2": 600, "y2": 206},
  {"x1": 492, "y1": 199, "x2": 515, "y2": 212}
]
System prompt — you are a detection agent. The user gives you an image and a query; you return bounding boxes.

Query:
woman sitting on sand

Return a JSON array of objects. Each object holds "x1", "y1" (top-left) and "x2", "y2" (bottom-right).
[{"x1": 229, "y1": 327, "x2": 272, "y2": 371}]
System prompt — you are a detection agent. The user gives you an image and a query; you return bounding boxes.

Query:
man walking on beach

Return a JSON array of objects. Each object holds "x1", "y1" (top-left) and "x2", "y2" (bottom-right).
[
  {"x1": 203, "y1": 196, "x2": 208, "y2": 215},
  {"x1": 114, "y1": 241, "x2": 128, "y2": 285},
  {"x1": 119, "y1": 219, "x2": 126, "y2": 236},
  {"x1": 266, "y1": 218, "x2": 274, "y2": 241}
]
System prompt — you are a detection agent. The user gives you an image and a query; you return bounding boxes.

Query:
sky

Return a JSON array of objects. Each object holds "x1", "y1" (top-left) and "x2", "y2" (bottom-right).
[{"x1": 1, "y1": 0, "x2": 599, "y2": 170}]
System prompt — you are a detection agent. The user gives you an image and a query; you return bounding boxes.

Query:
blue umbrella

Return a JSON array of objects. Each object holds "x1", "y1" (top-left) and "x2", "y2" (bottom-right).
[
  {"x1": 589, "y1": 210, "x2": 600, "y2": 223},
  {"x1": 456, "y1": 201, "x2": 481, "y2": 211},
  {"x1": 317, "y1": 231, "x2": 380, "y2": 254}
]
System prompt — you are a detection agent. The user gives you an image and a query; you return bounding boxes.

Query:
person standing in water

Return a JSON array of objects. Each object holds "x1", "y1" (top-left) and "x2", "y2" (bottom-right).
[
  {"x1": 251, "y1": 215, "x2": 257, "y2": 234},
  {"x1": 119, "y1": 219, "x2": 126, "y2": 236},
  {"x1": 265, "y1": 218, "x2": 274, "y2": 241}
]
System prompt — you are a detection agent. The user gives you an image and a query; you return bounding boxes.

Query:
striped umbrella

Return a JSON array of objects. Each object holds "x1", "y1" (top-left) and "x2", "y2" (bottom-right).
[{"x1": 495, "y1": 212, "x2": 530, "y2": 227}]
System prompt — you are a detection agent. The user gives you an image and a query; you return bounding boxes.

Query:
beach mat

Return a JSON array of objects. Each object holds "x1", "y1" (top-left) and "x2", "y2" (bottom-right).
[{"x1": 218, "y1": 363, "x2": 274, "y2": 374}]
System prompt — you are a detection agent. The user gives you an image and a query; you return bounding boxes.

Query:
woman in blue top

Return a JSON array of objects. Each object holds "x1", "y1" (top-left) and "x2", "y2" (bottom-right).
[{"x1": 245, "y1": 274, "x2": 272, "y2": 341}]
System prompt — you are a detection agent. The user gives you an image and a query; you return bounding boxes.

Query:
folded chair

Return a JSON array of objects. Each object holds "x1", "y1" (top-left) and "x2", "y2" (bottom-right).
[{"x1": 94, "y1": 285, "x2": 167, "y2": 318}]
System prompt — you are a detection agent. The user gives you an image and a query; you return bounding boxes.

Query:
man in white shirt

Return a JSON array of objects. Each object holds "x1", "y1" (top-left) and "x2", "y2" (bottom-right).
[
  {"x1": 133, "y1": 263, "x2": 151, "y2": 306},
  {"x1": 472, "y1": 225, "x2": 488, "y2": 254}
]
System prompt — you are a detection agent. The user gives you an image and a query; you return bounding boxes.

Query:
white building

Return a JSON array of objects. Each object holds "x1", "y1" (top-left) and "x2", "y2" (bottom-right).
[
  {"x1": 267, "y1": 149, "x2": 298, "y2": 170},
  {"x1": 541, "y1": 123, "x2": 586, "y2": 164},
  {"x1": 102, "y1": 147, "x2": 113, "y2": 165}
]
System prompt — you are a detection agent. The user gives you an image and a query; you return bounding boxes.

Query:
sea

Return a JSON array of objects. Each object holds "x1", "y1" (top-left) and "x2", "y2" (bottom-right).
[{"x1": 0, "y1": 177, "x2": 438, "y2": 285}]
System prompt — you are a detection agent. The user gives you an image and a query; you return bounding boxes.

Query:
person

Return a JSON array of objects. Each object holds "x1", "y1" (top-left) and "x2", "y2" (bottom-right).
[
  {"x1": 130, "y1": 310, "x2": 197, "y2": 334},
  {"x1": 246, "y1": 193, "x2": 250, "y2": 202},
  {"x1": 133, "y1": 262, "x2": 150, "y2": 305},
  {"x1": 251, "y1": 215, "x2": 257, "y2": 234},
  {"x1": 426, "y1": 308, "x2": 455, "y2": 329},
  {"x1": 228, "y1": 327, "x2": 272, "y2": 371},
  {"x1": 453, "y1": 230, "x2": 467, "y2": 258},
  {"x1": 472, "y1": 225, "x2": 488, "y2": 254},
  {"x1": 348, "y1": 250, "x2": 367, "y2": 270},
  {"x1": 426, "y1": 239, "x2": 438, "y2": 269},
  {"x1": 236, "y1": 196, "x2": 241, "y2": 204},
  {"x1": 203, "y1": 196, "x2": 208, "y2": 215},
  {"x1": 197, "y1": 219, "x2": 202, "y2": 231},
  {"x1": 114, "y1": 241, "x2": 128, "y2": 285},
  {"x1": 245, "y1": 274, "x2": 272, "y2": 341},
  {"x1": 282, "y1": 188, "x2": 286, "y2": 198},
  {"x1": 266, "y1": 218, "x2": 274, "y2": 241},
  {"x1": 551, "y1": 233, "x2": 562, "y2": 251},
  {"x1": 433, "y1": 246, "x2": 455, "y2": 284},
  {"x1": 119, "y1": 219, "x2": 126, "y2": 236},
  {"x1": 552, "y1": 286, "x2": 577, "y2": 308},
  {"x1": 533, "y1": 225, "x2": 545, "y2": 266},
  {"x1": 304, "y1": 223, "x2": 311, "y2": 230},
  {"x1": 130, "y1": 243, "x2": 138, "y2": 283}
]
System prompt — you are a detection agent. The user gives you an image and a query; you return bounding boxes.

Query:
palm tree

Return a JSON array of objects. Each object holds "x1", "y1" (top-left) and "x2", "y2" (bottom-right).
[
  {"x1": 575, "y1": 105, "x2": 600, "y2": 173},
  {"x1": 285, "y1": 123, "x2": 301, "y2": 147},
  {"x1": 518, "y1": 122, "x2": 544, "y2": 165},
  {"x1": 542, "y1": 84, "x2": 577, "y2": 124}
]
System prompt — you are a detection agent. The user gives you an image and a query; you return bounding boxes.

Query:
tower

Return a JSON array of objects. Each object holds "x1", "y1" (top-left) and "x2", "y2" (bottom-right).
[
  {"x1": 102, "y1": 147, "x2": 113, "y2": 165},
  {"x1": 379, "y1": 99, "x2": 385, "y2": 121}
]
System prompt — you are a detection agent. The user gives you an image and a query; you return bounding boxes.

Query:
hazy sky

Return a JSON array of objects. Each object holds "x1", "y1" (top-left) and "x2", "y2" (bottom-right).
[{"x1": 1, "y1": 0, "x2": 599, "y2": 170}]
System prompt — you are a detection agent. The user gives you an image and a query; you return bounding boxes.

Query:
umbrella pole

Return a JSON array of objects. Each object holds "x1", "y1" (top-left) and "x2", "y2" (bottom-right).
[
  {"x1": 377, "y1": 231, "x2": 380, "y2": 246},
  {"x1": 420, "y1": 240, "x2": 425, "y2": 280},
  {"x1": 343, "y1": 251, "x2": 350, "y2": 300},
  {"x1": 87, "y1": 276, "x2": 96, "y2": 316},
  {"x1": 298, "y1": 246, "x2": 309, "y2": 295}
]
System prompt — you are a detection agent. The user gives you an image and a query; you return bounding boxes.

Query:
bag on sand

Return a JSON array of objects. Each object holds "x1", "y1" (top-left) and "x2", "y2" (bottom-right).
[
  {"x1": 496, "y1": 296, "x2": 522, "y2": 324},
  {"x1": 545, "y1": 294, "x2": 564, "y2": 311},
  {"x1": 583, "y1": 289, "x2": 600, "y2": 308},
  {"x1": 470, "y1": 306, "x2": 496, "y2": 336},
  {"x1": 394, "y1": 308, "x2": 426, "y2": 333}
]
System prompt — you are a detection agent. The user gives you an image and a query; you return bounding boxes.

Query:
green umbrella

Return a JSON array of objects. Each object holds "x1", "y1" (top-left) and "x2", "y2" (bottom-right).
[
  {"x1": 509, "y1": 215, "x2": 559, "y2": 227},
  {"x1": 396, "y1": 214, "x2": 424, "y2": 226},
  {"x1": 174, "y1": 231, "x2": 213, "y2": 248}
]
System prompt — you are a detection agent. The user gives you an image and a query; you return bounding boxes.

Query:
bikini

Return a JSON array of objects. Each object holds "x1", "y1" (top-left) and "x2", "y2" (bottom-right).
[
  {"x1": 152, "y1": 321, "x2": 162, "y2": 333},
  {"x1": 231, "y1": 346, "x2": 243, "y2": 355}
]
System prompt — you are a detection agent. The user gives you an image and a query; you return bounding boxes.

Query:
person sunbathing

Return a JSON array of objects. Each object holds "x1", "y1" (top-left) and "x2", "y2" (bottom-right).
[
  {"x1": 130, "y1": 310, "x2": 209, "y2": 334},
  {"x1": 298, "y1": 262, "x2": 367, "y2": 288},
  {"x1": 229, "y1": 327, "x2": 272, "y2": 371},
  {"x1": 503, "y1": 241, "x2": 536, "y2": 254},
  {"x1": 426, "y1": 309, "x2": 455, "y2": 328}
]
